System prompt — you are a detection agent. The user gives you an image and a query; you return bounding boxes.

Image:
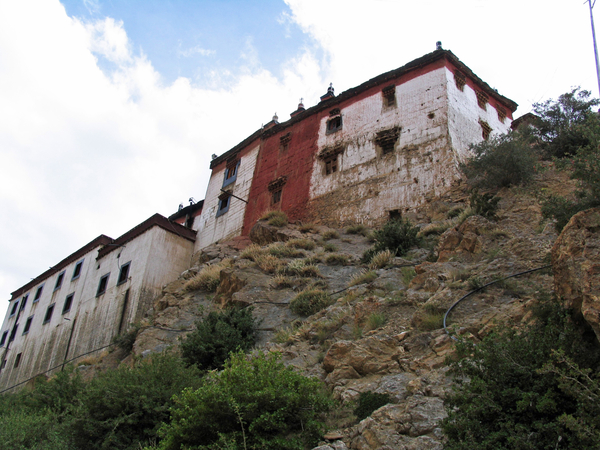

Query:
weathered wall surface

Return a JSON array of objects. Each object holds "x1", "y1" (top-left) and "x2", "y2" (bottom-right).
[
  {"x1": 195, "y1": 144, "x2": 259, "y2": 250},
  {"x1": 306, "y1": 65, "x2": 454, "y2": 226},
  {"x1": 242, "y1": 115, "x2": 321, "y2": 234},
  {"x1": 0, "y1": 226, "x2": 194, "y2": 390},
  {"x1": 446, "y1": 65, "x2": 513, "y2": 160},
  {"x1": 0, "y1": 244, "x2": 103, "y2": 390}
]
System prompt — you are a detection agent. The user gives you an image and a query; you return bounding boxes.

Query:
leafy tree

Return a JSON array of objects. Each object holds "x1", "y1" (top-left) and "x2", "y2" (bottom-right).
[
  {"x1": 532, "y1": 87, "x2": 600, "y2": 159},
  {"x1": 66, "y1": 353, "x2": 202, "y2": 450},
  {"x1": 460, "y1": 132, "x2": 537, "y2": 190},
  {"x1": 354, "y1": 391, "x2": 391, "y2": 420},
  {"x1": 180, "y1": 306, "x2": 257, "y2": 371},
  {"x1": 154, "y1": 351, "x2": 332, "y2": 450},
  {"x1": 469, "y1": 189, "x2": 500, "y2": 219},
  {"x1": 442, "y1": 297, "x2": 600, "y2": 449}
]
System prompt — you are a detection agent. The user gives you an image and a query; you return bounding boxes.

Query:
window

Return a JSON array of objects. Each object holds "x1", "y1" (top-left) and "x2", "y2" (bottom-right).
[
  {"x1": 454, "y1": 71, "x2": 466, "y2": 91},
  {"x1": 279, "y1": 133, "x2": 291, "y2": 152},
  {"x1": 72, "y1": 259, "x2": 84, "y2": 280},
  {"x1": 324, "y1": 155, "x2": 338, "y2": 175},
  {"x1": 23, "y1": 316, "x2": 33, "y2": 335},
  {"x1": 272, "y1": 189, "x2": 282, "y2": 204},
  {"x1": 375, "y1": 127, "x2": 401, "y2": 155},
  {"x1": 222, "y1": 159, "x2": 240, "y2": 188},
  {"x1": 117, "y1": 262, "x2": 131, "y2": 285},
  {"x1": 14, "y1": 353, "x2": 22, "y2": 369},
  {"x1": 8, "y1": 324, "x2": 18, "y2": 342},
  {"x1": 382, "y1": 85, "x2": 396, "y2": 107},
  {"x1": 62, "y1": 293, "x2": 74, "y2": 313},
  {"x1": 43, "y1": 304, "x2": 55, "y2": 324},
  {"x1": 96, "y1": 274, "x2": 110, "y2": 296},
  {"x1": 0, "y1": 331, "x2": 7, "y2": 347},
  {"x1": 19, "y1": 295, "x2": 28, "y2": 312},
  {"x1": 9, "y1": 301, "x2": 19, "y2": 317},
  {"x1": 479, "y1": 120, "x2": 492, "y2": 140},
  {"x1": 216, "y1": 192, "x2": 231, "y2": 218},
  {"x1": 497, "y1": 107, "x2": 507, "y2": 123},
  {"x1": 54, "y1": 271, "x2": 65, "y2": 291},
  {"x1": 326, "y1": 116, "x2": 342, "y2": 134},
  {"x1": 33, "y1": 285, "x2": 43, "y2": 302},
  {"x1": 476, "y1": 91, "x2": 489, "y2": 110}
]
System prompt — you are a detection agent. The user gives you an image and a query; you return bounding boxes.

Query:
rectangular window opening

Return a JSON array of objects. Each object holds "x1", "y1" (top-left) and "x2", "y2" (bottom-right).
[
  {"x1": 14, "y1": 353, "x2": 22, "y2": 369},
  {"x1": 34, "y1": 285, "x2": 43, "y2": 302},
  {"x1": 326, "y1": 116, "x2": 342, "y2": 134},
  {"x1": 9, "y1": 301, "x2": 19, "y2": 317},
  {"x1": 0, "y1": 331, "x2": 8, "y2": 347},
  {"x1": 375, "y1": 127, "x2": 401, "y2": 155},
  {"x1": 19, "y1": 295, "x2": 28, "y2": 312},
  {"x1": 96, "y1": 274, "x2": 110, "y2": 296},
  {"x1": 222, "y1": 159, "x2": 240, "y2": 188},
  {"x1": 279, "y1": 133, "x2": 291, "y2": 152},
  {"x1": 480, "y1": 120, "x2": 492, "y2": 140},
  {"x1": 272, "y1": 189, "x2": 282, "y2": 204},
  {"x1": 8, "y1": 324, "x2": 18, "y2": 342},
  {"x1": 476, "y1": 91, "x2": 489, "y2": 110},
  {"x1": 382, "y1": 85, "x2": 396, "y2": 107},
  {"x1": 54, "y1": 271, "x2": 65, "y2": 291},
  {"x1": 325, "y1": 156, "x2": 338, "y2": 175},
  {"x1": 43, "y1": 304, "x2": 55, "y2": 324},
  {"x1": 454, "y1": 71, "x2": 466, "y2": 91},
  {"x1": 62, "y1": 293, "x2": 74, "y2": 314},
  {"x1": 23, "y1": 316, "x2": 33, "y2": 335},
  {"x1": 72, "y1": 260, "x2": 84, "y2": 280},
  {"x1": 117, "y1": 262, "x2": 131, "y2": 285},
  {"x1": 216, "y1": 192, "x2": 231, "y2": 218},
  {"x1": 497, "y1": 107, "x2": 507, "y2": 123}
]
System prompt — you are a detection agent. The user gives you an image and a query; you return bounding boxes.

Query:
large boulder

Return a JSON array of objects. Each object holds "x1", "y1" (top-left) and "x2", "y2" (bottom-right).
[{"x1": 552, "y1": 208, "x2": 600, "y2": 341}]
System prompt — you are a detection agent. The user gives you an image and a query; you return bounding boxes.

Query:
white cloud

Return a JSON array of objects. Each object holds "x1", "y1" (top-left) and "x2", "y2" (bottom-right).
[
  {"x1": 177, "y1": 43, "x2": 216, "y2": 58},
  {"x1": 84, "y1": 17, "x2": 132, "y2": 64}
]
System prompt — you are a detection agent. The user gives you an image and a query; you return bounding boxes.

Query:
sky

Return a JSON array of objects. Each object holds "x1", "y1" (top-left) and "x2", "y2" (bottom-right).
[{"x1": 0, "y1": 0, "x2": 598, "y2": 313}]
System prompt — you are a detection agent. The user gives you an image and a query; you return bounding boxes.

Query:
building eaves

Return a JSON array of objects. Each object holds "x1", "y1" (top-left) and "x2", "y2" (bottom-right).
[
  {"x1": 168, "y1": 200, "x2": 205, "y2": 221},
  {"x1": 96, "y1": 213, "x2": 196, "y2": 260},
  {"x1": 210, "y1": 49, "x2": 518, "y2": 166},
  {"x1": 9, "y1": 235, "x2": 114, "y2": 301}
]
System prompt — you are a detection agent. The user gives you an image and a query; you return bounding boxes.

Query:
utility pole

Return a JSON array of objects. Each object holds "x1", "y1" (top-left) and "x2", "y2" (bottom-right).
[{"x1": 587, "y1": 0, "x2": 600, "y2": 96}]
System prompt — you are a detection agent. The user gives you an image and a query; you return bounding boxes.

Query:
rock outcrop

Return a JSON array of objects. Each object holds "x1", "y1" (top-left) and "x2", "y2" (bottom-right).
[{"x1": 552, "y1": 207, "x2": 600, "y2": 341}]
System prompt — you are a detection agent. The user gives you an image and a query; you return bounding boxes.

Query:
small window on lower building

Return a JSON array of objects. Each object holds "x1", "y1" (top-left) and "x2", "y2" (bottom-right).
[
  {"x1": 497, "y1": 107, "x2": 507, "y2": 123},
  {"x1": 33, "y1": 285, "x2": 43, "y2": 302},
  {"x1": 279, "y1": 133, "x2": 291, "y2": 152},
  {"x1": 0, "y1": 331, "x2": 7, "y2": 347},
  {"x1": 8, "y1": 324, "x2": 18, "y2": 342},
  {"x1": 216, "y1": 192, "x2": 231, "y2": 218},
  {"x1": 72, "y1": 259, "x2": 84, "y2": 280},
  {"x1": 54, "y1": 271, "x2": 65, "y2": 291},
  {"x1": 479, "y1": 120, "x2": 492, "y2": 140},
  {"x1": 326, "y1": 116, "x2": 342, "y2": 134},
  {"x1": 43, "y1": 304, "x2": 55, "y2": 324},
  {"x1": 23, "y1": 316, "x2": 33, "y2": 335},
  {"x1": 9, "y1": 301, "x2": 19, "y2": 317},
  {"x1": 375, "y1": 127, "x2": 401, "y2": 155},
  {"x1": 117, "y1": 262, "x2": 131, "y2": 285},
  {"x1": 14, "y1": 353, "x2": 22, "y2": 368},
  {"x1": 62, "y1": 293, "x2": 74, "y2": 313},
  {"x1": 97, "y1": 274, "x2": 110, "y2": 296},
  {"x1": 454, "y1": 71, "x2": 466, "y2": 91},
  {"x1": 19, "y1": 294, "x2": 28, "y2": 312}
]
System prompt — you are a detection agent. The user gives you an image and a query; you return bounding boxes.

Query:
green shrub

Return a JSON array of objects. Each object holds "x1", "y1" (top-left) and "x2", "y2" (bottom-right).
[
  {"x1": 442, "y1": 297, "x2": 600, "y2": 450},
  {"x1": 155, "y1": 351, "x2": 332, "y2": 450},
  {"x1": 370, "y1": 218, "x2": 420, "y2": 257},
  {"x1": 180, "y1": 307, "x2": 257, "y2": 371},
  {"x1": 469, "y1": 189, "x2": 500, "y2": 219},
  {"x1": 460, "y1": 133, "x2": 537, "y2": 189},
  {"x1": 112, "y1": 322, "x2": 141, "y2": 354},
  {"x1": 365, "y1": 312, "x2": 387, "y2": 331},
  {"x1": 400, "y1": 266, "x2": 416, "y2": 285},
  {"x1": 290, "y1": 289, "x2": 331, "y2": 316},
  {"x1": 323, "y1": 242, "x2": 338, "y2": 252},
  {"x1": 354, "y1": 391, "x2": 392, "y2": 420},
  {"x1": 447, "y1": 206, "x2": 464, "y2": 219}
]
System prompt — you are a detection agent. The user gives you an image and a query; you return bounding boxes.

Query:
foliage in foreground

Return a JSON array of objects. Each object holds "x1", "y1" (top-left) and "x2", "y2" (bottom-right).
[
  {"x1": 363, "y1": 218, "x2": 420, "y2": 262},
  {"x1": 442, "y1": 297, "x2": 600, "y2": 450},
  {"x1": 460, "y1": 132, "x2": 537, "y2": 190},
  {"x1": 354, "y1": 391, "x2": 392, "y2": 420},
  {"x1": 153, "y1": 351, "x2": 332, "y2": 450},
  {"x1": 180, "y1": 306, "x2": 257, "y2": 371}
]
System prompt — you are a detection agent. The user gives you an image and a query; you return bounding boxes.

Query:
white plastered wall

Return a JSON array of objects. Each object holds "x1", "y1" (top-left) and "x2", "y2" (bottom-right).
[
  {"x1": 308, "y1": 67, "x2": 454, "y2": 225},
  {"x1": 195, "y1": 145, "x2": 259, "y2": 251}
]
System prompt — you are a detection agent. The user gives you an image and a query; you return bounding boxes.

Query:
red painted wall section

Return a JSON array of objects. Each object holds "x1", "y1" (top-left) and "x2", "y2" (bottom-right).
[{"x1": 242, "y1": 115, "x2": 321, "y2": 235}]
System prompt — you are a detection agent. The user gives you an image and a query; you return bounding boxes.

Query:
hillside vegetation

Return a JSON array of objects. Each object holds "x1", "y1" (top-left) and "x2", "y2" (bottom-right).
[{"x1": 1, "y1": 89, "x2": 600, "y2": 450}]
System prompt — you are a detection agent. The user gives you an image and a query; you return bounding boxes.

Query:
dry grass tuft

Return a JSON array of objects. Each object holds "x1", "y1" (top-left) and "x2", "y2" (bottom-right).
[
  {"x1": 321, "y1": 230, "x2": 340, "y2": 240},
  {"x1": 368, "y1": 249, "x2": 394, "y2": 270},
  {"x1": 348, "y1": 270, "x2": 378, "y2": 287},
  {"x1": 286, "y1": 238, "x2": 316, "y2": 250},
  {"x1": 185, "y1": 259, "x2": 232, "y2": 292},
  {"x1": 254, "y1": 254, "x2": 283, "y2": 273},
  {"x1": 260, "y1": 210, "x2": 288, "y2": 227}
]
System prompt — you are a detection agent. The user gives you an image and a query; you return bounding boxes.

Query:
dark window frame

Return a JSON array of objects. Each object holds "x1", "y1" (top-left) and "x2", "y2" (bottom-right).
[
  {"x1": 9, "y1": 301, "x2": 19, "y2": 317},
  {"x1": 72, "y1": 259, "x2": 84, "y2": 280},
  {"x1": 222, "y1": 160, "x2": 240, "y2": 188},
  {"x1": 43, "y1": 304, "x2": 55, "y2": 324},
  {"x1": 96, "y1": 273, "x2": 110, "y2": 296},
  {"x1": 216, "y1": 192, "x2": 231, "y2": 218},
  {"x1": 117, "y1": 262, "x2": 131, "y2": 285},
  {"x1": 479, "y1": 120, "x2": 492, "y2": 140},
  {"x1": 382, "y1": 85, "x2": 396, "y2": 108},
  {"x1": 454, "y1": 71, "x2": 466, "y2": 91},
  {"x1": 9, "y1": 324, "x2": 18, "y2": 342},
  {"x1": 62, "y1": 293, "x2": 74, "y2": 314},
  {"x1": 54, "y1": 271, "x2": 65, "y2": 291},
  {"x1": 14, "y1": 353, "x2": 22, "y2": 369},
  {"x1": 0, "y1": 331, "x2": 7, "y2": 346},
  {"x1": 326, "y1": 115, "x2": 342, "y2": 134},
  {"x1": 23, "y1": 316, "x2": 33, "y2": 335},
  {"x1": 19, "y1": 294, "x2": 28, "y2": 312},
  {"x1": 324, "y1": 155, "x2": 339, "y2": 175},
  {"x1": 33, "y1": 285, "x2": 43, "y2": 302},
  {"x1": 476, "y1": 91, "x2": 489, "y2": 110},
  {"x1": 272, "y1": 188, "x2": 282, "y2": 205}
]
